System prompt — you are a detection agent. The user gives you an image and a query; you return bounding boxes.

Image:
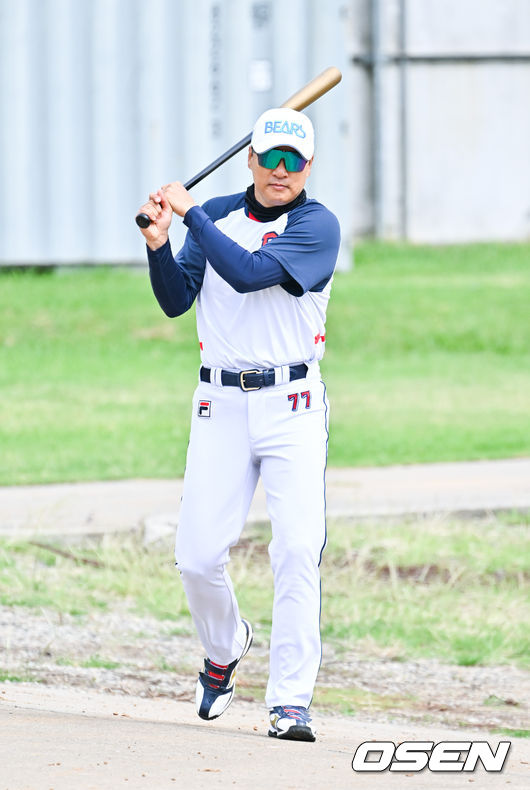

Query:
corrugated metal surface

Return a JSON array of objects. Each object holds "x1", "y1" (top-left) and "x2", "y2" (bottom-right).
[
  {"x1": 0, "y1": 0, "x2": 354, "y2": 265},
  {"x1": 3, "y1": 0, "x2": 528, "y2": 258}
]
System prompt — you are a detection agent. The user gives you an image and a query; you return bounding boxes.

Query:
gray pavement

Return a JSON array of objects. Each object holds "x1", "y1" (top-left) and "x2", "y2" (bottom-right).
[
  {"x1": 1, "y1": 458, "x2": 529, "y2": 541},
  {"x1": 2, "y1": 684, "x2": 529, "y2": 790}
]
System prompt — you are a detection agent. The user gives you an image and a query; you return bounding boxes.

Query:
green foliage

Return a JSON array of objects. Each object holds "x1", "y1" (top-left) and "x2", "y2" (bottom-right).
[{"x1": 1, "y1": 242, "x2": 529, "y2": 483}]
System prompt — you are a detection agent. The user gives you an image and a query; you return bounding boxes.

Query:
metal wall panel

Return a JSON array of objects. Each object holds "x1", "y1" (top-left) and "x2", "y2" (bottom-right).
[
  {"x1": 352, "y1": 0, "x2": 530, "y2": 241},
  {"x1": 406, "y1": 62, "x2": 530, "y2": 242},
  {"x1": 2, "y1": 0, "x2": 528, "y2": 259},
  {"x1": 0, "y1": 0, "x2": 353, "y2": 265},
  {"x1": 397, "y1": 0, "x2": 530, "y2": 242}
]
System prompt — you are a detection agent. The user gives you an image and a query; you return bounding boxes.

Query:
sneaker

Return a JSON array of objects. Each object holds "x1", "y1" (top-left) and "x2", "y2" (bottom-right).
[
  {"x1": 195, "y1": 619, "x2": 253, "y2": 720},
  {"x1": 268, "y1": 705, "x2": 316, "y2": 741}
]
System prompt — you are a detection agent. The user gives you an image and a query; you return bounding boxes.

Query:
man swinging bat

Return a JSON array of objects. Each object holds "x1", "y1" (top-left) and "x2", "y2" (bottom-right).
[{"x1": 137, "y1": 106, "x2": 340, "y2": 741}]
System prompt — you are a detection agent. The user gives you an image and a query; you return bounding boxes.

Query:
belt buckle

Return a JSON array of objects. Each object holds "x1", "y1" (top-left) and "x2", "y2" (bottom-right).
[{"x1": 239, "y1": 369, "x2": 261, "y2": 391}]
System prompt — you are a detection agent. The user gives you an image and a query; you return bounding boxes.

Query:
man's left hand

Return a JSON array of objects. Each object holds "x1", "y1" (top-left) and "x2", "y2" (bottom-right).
[{"x1": 163, "y1": 182, "x2": 197, "y2": 218}]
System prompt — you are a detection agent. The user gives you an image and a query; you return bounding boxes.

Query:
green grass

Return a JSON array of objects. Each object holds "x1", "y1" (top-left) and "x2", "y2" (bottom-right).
[
  {"x1": 0, "y1": 670, "x2": 34, "y2": 683},
  {"x1": 312, "y1": 685, "x2": 418, "y2": 716},
  {"x1": 80, "y1": 655, "x2": 121, "y2": 670},
  {"x1": 493, "y1": 728, "x2": 530, "y2": 739},
  {"x1": 56, "y1": 655, "x2": 121, "y2": 670},
  {"x1": 1, "y1": 241, "x2": 529, "y2": 484},
  {"x1": 0, "y1": 538, "x2": 188, "y2": 620},
  {"x1": 325, "y1": 242, "x2": 530, "y2": 467},
  {"x1": 320, "y1": 518, "x2": 530, "y2": 668},
  {"x1": 238, "y1": 681, "x2": 422, "y2": 716},
  {"x1": 1, "y1": 516, "x2": 528, "y2": 669}
]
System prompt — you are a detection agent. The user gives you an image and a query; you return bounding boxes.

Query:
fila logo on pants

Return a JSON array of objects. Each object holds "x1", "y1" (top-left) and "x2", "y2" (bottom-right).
[{"x1": 198, "y1": 400, "x2": 211, "y2": 417}]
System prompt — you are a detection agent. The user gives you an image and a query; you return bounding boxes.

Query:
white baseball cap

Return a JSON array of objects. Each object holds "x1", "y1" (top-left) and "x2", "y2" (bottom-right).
[{"x1": 251, "y1": 108, "x2": 314, "y2": 161}]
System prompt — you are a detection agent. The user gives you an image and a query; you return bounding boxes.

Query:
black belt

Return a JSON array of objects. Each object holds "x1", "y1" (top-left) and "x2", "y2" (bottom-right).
[{"x1": 200, "y1": 363, "x2": 308, "y2": 391}]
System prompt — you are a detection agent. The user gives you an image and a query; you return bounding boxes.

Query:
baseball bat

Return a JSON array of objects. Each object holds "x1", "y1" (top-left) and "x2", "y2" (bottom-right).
[{"x1": 135, "y1": 66, "x2": 342, "y2": 228}]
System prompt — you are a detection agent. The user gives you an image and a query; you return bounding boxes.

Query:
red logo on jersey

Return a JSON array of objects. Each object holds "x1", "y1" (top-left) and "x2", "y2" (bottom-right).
[{"x1": 261, "y1": 231, "x2": 278, "y2": 246}]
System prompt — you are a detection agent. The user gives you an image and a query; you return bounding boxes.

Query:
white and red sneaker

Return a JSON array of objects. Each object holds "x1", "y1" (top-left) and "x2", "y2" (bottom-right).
[
  {"x1": 195, "y1": 619, "x2": 253, "y2": 720},
  {"x1": 268, "y1": 705, "x2": 316, "y2": 741}
]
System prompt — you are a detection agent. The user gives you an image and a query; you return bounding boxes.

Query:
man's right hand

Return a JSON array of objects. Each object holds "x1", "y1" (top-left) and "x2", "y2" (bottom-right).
[{"x1": 137, "y1": 189, "x2": 173, "y2": 250}]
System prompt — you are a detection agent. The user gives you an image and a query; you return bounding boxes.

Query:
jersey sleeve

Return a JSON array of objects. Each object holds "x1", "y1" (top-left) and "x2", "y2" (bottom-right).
[
  {"x1": 147, "y1": 230, "x2": 206, "y2": 317},
  {"x1": 183, "y1": 205, "x2": 291, "y2": 293},
  {"x1": 259, "y1": 202, "x2": 341, "y2": 297},
  {"x1": 183, "y1": 200, "x2": 340, "y2": 298},
  {"x1": 146, "y1": 195, "x2": 246, "y2": 316}
]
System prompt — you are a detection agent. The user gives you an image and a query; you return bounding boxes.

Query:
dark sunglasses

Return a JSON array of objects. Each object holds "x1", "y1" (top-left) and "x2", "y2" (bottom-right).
[{"x1": 255, "y1": 148, "x2": 308, "y2": 172}]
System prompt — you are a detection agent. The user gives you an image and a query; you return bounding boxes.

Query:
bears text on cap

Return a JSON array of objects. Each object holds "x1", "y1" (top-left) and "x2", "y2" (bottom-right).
[{"x1": 264, "y1": 120, "x2": 307, "y2": 139}]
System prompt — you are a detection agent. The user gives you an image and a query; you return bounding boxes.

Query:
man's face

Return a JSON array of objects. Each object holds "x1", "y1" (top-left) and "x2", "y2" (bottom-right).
[{"x1": 248, "y1": 146, "x2": 313, "y2": 207}]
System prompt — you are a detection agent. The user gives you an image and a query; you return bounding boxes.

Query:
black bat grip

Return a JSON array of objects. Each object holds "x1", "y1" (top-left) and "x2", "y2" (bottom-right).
[
  {"x1": 135, "y1": 213, "x2": 152, "y2": 228},
  {"x1": 135, "y1": 175, "x2": 197, "y2": 229}
]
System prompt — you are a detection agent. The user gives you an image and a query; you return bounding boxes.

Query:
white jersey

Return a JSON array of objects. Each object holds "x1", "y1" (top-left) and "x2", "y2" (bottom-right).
[
  {"x1": 147, "y1": 190, "x2": 340, "y2": 371},
  {"x1": 197, "y1": 206, "x2": 333, "y2": 370}
]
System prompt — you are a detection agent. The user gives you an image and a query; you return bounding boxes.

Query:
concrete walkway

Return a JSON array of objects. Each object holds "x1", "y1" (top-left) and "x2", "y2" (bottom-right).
[
  {"x1": 2, "y1": 684, "x2": 529, "y2": 790},
  {"x1": 0, "y1": 458, "x2": 529, "y2": 540}
]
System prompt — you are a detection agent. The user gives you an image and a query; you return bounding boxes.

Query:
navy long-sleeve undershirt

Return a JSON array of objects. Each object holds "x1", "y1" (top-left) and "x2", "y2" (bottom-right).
[
  {"x1": 183, "y1": 205, "x2": 290, "y2": 293},
  {"x1": 147, "y1": 238, "x2": 200, "y2": 317}
]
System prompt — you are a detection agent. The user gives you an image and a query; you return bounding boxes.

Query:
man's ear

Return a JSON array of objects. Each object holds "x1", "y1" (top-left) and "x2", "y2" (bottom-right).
[{"x1": 247, "y1": 146, "x2": 254, "y2": 168}]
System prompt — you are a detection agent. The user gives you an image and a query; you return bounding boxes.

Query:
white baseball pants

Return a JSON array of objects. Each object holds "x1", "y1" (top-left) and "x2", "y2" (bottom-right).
[{"x1": 175, "y1": 364, "x2": 329, "y2": 708}]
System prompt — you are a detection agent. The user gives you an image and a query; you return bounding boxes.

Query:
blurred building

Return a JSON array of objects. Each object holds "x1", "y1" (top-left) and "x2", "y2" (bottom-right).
[
  {"x1": 0, "y1": 0, "x2": 529, "y2": 267},
  {"x1": 352, "y1": 0, "x2": 530, "y2": 243}
]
